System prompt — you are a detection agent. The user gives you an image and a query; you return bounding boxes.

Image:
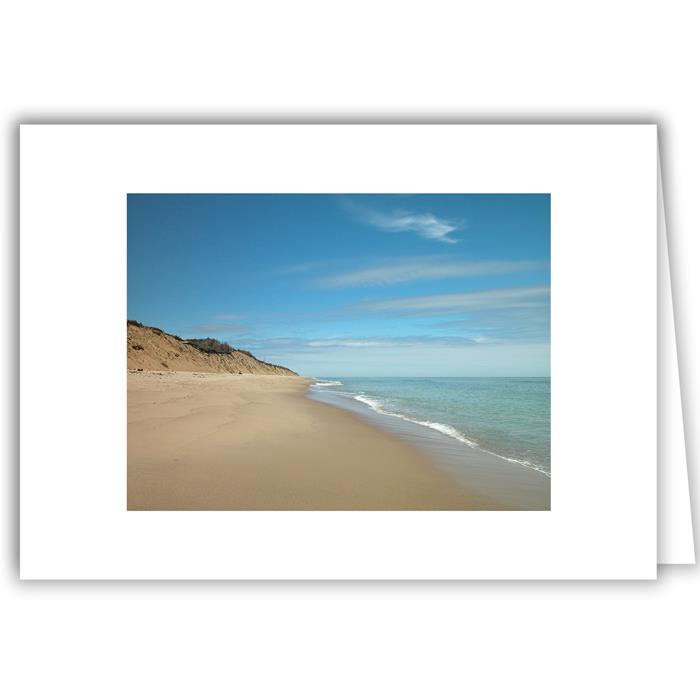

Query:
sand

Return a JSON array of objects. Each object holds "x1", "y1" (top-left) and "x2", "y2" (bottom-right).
[{"x1": 127, "y1": 371, "x2": 495, "y2": 510}]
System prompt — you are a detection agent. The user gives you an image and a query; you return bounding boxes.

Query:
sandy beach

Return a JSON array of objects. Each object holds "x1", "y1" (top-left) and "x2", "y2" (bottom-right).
[{"x1": 128, "y1": 371, "x2": 497, "y2": 510}]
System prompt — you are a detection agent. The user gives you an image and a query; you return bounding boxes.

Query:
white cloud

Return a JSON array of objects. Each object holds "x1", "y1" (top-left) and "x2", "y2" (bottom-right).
[
  {"x1": 252, "y1": 336, "x2": 496, "y2": 351},
  {"x1": 343, "y1": 199, "x2": 462, "y2": 243},
  {"x1": 213, "y1": 314, "x2": 243, "y2": 320},
  {"x1": 358, "y1": 286, "x2": 550, "y2": 315},
  {"x1": 316, "y1": 258, "x2": 542, "y2": 288}
]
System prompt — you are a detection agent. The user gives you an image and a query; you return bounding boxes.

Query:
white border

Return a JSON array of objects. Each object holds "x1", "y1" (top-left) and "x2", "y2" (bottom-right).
[{"x1": 20, "y1": 125, "x2": 657, "y2": 579}]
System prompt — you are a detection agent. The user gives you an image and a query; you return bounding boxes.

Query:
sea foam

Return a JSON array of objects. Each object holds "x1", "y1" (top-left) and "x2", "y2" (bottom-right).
[{"x1": 353, "y1": 393, "x2": 479, "y2": 448}]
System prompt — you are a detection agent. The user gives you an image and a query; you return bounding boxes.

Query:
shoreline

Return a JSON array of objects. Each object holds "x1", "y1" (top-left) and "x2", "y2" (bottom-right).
[
  {"x1": 128, "y1": 371, "x2": 499, "y2": 510},
  {"x1": 309, "y1": 385, "x2": 550, "y2": 510},
  {"x1": 309, "y1": 381, "x2": 550, "y2": 476}
]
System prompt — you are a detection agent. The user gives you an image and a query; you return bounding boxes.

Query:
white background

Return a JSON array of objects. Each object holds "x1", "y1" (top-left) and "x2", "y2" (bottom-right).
[
  {"x1": 2, "y1": 1, "x2": 698, "y2": 698},
  {"x1": 20, "y1": 124, "x2": 657, "y2": 581}
]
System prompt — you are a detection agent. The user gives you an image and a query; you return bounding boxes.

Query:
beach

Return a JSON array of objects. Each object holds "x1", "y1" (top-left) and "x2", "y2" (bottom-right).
[
  {"x1": 309, "y1": 377, "x2": 550, "y2": 510},
  {"x1": 128, "y1": 371, "x2": 500, "y2": 510}
]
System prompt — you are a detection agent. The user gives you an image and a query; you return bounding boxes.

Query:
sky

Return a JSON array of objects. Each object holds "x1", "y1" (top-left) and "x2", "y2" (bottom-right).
[{"x1": 127, "y1": 193, "x2": 550, "y2": 377}]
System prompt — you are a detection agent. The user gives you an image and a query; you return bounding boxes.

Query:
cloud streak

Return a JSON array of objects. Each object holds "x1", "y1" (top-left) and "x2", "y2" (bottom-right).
[
  {"x1": 238, "y1": 335, "x2": 502, "y2": 353},
  {"x1": 316, "y1": 258, "x2": 543, "y2": 288},
  {"x1": 357, "y1": 285, "x2": 550, "y2": 316},
  {"x1": 342, "y1": 199, "x2": 462, "y2": 243}
]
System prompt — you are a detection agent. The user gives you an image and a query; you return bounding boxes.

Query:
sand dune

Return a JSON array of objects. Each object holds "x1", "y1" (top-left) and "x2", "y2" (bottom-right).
[{"x1": 127, "y1": 321, "x2": 295, "y2": 375}]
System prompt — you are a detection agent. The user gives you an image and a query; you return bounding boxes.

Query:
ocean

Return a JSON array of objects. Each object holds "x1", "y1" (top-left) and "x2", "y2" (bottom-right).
[{"x1": 309, "y1": 377, "x2": 550, "y2": 477}]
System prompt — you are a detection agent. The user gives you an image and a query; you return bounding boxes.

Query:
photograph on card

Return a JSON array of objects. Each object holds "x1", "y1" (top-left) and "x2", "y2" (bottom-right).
[{"x1": 127, "y1": 194, "x2": 550, "y2": 510}]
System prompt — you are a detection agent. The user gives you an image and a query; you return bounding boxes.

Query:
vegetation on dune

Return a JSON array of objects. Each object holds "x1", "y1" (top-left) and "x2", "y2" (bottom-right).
[
  {"x1": 128, "y1": 318, "x2": 182, "y2": 340},
  {"x1": 127, "y1": 320, "x2": 295, "y2": 374},
  {"x1": 184, "y1": 337, "x2": 290, "y2": 371},
  {"x1": 184, "y1": 337, "x2": 251, "y2": 355}
]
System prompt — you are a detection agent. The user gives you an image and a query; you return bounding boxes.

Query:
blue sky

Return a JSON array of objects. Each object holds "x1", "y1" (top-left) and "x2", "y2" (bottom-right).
[{"x1": 128, "y1": 194, "x2": 550, "y2": 376}]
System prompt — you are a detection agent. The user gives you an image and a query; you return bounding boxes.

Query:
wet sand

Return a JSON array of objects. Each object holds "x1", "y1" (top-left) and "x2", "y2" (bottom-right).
[{"x1": 310, "y1": 387, "x2": 551, "y2": 510}]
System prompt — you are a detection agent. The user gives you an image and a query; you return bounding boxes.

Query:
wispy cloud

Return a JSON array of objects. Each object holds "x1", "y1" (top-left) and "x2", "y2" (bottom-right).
[
  {"x1": 307, "y1": 336, "x2": 493, "y2": 348},
  {"x1": 357, "y1": 285, "x2": 550, "y2": 316},
  {"x1": 238, "y1": 335, "x2": 498, "y2": 353},
  {"x1": 212, "y1": 314, "x2": 243, "y2": 321},
  {"x1": 342, "y1": 199, "x2": 462, "y2": 243},
  {"x1": 307, "y1": 339, "x2": 384, "y2": 348},
  {"x1": 189, "y1": 322, "x2": 249, "y2": 334},
  {"x1": 316, "y1": 257, "x2": 542, "y2": 288},
  {"x1": 433, "y1": 309, "x2": 551, "y2": 343}
]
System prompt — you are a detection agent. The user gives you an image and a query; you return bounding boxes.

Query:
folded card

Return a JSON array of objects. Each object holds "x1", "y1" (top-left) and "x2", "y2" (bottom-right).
[{"x1": 19, "y1": 124, "x2": 683, "y2": 579}]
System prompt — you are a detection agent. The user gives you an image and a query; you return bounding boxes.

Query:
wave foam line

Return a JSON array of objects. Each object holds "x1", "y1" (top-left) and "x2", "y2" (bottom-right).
[
  {"x1": 353, "y1": 393, "x2": 477, "y2": 447},
  {"x1": 352, "y1": 393, "x2": 550, "y2": 478}
]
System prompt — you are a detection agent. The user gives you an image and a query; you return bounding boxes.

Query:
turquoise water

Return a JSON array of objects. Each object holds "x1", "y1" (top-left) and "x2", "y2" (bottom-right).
[{"x1": 311, "y1": 377, "x2": 550, "y2": 475}]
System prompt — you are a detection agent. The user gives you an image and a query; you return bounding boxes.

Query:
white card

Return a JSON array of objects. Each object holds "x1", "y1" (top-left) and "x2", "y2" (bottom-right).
[{"x1": 20, "y1": 124, "x2": 662, "y2": 579}]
